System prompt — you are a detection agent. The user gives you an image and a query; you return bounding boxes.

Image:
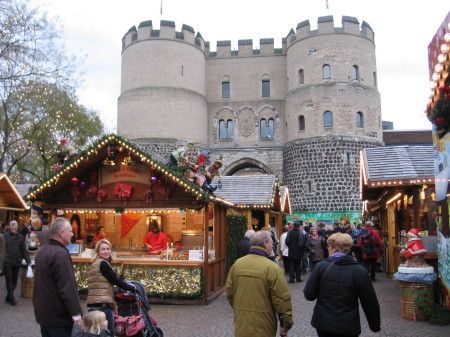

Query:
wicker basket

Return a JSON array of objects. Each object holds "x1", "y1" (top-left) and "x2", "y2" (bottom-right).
[
  {"x1": 21, "y1": 275, "x2": 34, "y2": 298},
  {"x1": 399, "y1": 281, "x2": 433, "y2": 321}
]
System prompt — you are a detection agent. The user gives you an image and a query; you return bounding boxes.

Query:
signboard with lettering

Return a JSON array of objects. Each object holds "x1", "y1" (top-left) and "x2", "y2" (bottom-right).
[{"x1": 100, "y1": 165, "x2": 151, "y2": 186}]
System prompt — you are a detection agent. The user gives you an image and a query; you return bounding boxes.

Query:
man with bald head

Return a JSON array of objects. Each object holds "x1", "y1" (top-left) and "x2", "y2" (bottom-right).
[{"x1": 33, "y1": 217, "x2": 82, "y2": 337}]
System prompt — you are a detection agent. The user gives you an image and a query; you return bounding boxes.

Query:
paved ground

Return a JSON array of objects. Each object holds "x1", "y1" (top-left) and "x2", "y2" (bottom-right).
[{"x1": 0, "y1": 270, "x2": 448, "y2": 336}]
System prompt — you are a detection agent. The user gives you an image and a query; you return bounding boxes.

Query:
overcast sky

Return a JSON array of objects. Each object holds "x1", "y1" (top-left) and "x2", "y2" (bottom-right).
[{"x1": 33, "y1": 0, "x2": 449, "y2": 132}]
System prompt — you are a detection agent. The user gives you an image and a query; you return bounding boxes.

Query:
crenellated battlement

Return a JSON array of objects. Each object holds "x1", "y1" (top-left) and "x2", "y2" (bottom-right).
[
  {"x1": 286, "y1": 15, "x2": 374, "y2": 49},
  {"x1": 122, "y1": 20, "x2": 206, "y2": 52},
  {"x1": 122, "y1": 16, "x2": 374, "y2": 58}
]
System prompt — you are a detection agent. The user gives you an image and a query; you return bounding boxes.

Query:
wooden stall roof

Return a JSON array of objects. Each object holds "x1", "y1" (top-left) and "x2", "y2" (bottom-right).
[
  {"x1": 212, "y1": 175, "x2": 284, "y2": 212},
  {"x1": 0, "y1": 173, "x2": 29, "y2": 211},
  {"x1": 361, "y1": 145, "x2": 434, "y2": 201}
]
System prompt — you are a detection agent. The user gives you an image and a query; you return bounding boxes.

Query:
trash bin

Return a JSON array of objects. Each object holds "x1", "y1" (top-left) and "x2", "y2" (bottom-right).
[{"x1": 399, "y1": 281, "x2": 433, "y2": 321}]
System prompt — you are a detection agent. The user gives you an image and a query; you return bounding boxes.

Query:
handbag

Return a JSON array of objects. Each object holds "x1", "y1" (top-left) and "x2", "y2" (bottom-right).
[
  {"x1": 114, "y1": 314, "x2": 145, "y2": 337},
  {"x1": 26, "y1": 265, "x2": 34, "y2": 278}
]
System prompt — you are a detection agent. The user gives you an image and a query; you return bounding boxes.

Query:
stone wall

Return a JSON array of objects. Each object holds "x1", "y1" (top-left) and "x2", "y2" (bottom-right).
[{"x1": 283, "y1": 136, "x2": 382, "y2": 212}]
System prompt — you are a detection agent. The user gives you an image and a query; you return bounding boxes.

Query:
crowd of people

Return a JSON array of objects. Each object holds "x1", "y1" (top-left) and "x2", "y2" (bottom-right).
[
  {"x1": 229, "y1": 219, "x2": 383, "y2": 336},
  {"x1": 0, "y1": 216, "x2": 384, "y2": 337}
]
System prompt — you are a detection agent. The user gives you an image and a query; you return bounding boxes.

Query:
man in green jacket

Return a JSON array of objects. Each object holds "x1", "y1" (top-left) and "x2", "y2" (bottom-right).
[{"x1": 226, "y1": 230, "x2": 294, "y2": 337}]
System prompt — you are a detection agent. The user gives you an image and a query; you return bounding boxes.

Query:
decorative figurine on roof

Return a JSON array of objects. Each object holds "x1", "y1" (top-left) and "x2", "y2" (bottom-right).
[
  {"x1": 169, "y1": 141, "x2": 197, "y2": 166},
  {"x1": 58, "y1": 138, "x2": 77, "y2": 162},
  {"x1": 185, "y1": 149, "x2": 217, "y2": 193},
  {"x1": 400, "y1": 228, "x2": 428, "y2": 268},
  {"x1": 30, "y1": 203, "x2": 43, "y2": 231},
  {"x1": 205, "y1": 156, "x2": 223, "y2": 186}
]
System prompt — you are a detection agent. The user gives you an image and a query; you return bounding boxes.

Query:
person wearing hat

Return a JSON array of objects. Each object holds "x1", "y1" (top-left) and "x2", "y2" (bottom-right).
[
  {"x1": 169, "y1": 141, "x2": 196, "y2": 166},
  {"x1": 401, "y1": 228, "x2": 426, "y2": 259},
  {"x1": 205, "y1": 157, "x2": 223, "y2": 185}
]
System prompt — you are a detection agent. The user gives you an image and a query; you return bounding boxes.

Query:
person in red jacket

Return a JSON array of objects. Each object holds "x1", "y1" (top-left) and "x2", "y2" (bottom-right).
[
  {"x1": 358, "y1": 221, "x2": 383, "y2": 281},
  {"x1": 144, "y1": 224, "x2": 168, "y2": 254}
]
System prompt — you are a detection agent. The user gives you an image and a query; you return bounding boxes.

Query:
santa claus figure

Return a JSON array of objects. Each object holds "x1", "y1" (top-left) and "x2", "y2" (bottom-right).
[{"x1": 400, "y1": 228, "x2": 427, "y2": 268}]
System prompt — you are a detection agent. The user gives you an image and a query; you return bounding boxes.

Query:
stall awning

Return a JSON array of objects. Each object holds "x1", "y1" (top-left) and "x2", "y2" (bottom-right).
[
  {"x1": 0, "y1": 173, "x2": 29, "y2": 211},
  {"x1": 360, "y1": 145, "x2": 434, "y2": 201}
]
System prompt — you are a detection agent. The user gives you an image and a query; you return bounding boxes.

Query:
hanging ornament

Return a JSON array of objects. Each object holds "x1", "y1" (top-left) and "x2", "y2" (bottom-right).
[
  {"x1": 144, "y1": 189, "x2": 153, "y2": 205},
  {"x1": 121, "y1": 152, "x2": 133, "y2": 166},
  {"x1": 79, "y1": 181, "x2": 86, "y2": 189},
  {"x1": 70, "y1": 185, "x2": 81, "y2": 202},
  {"x1": 86, "y1": 185, "x2": 99, "y2": 198},
  {"x1": 71, "y1": 177, "x2": 79, "y2": 185},
  {"x1": 114, "y1": 183, "x2": 133, "y2": 200},
  {"x1": 96, "y1": 189, "x2": 107, "y2": 202}
]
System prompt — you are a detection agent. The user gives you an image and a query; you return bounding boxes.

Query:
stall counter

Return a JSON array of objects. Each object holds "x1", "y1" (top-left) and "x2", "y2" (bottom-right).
[{"x1": 72, "y1": 256, "x2": 203, "y2": 300}]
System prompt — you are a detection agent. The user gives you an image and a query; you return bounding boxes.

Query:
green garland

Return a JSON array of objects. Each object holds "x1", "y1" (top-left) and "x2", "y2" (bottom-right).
[
  {"x1": 415, "y1": 297, "x2": 450, "y2": 325},
  {"x1": 226, "y1": 215, "x2": 248, "y2": 271}
]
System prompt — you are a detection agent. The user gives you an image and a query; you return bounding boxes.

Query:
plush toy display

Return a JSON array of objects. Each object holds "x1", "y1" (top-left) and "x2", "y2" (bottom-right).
[{"x1": 400, "y1": 228, "x2": 428, "y2": 268}]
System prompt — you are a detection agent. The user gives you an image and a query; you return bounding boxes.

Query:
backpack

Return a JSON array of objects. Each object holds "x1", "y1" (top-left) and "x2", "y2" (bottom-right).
[{"x1": 360, "y1": 230, "x2": 378, "y2": 255}]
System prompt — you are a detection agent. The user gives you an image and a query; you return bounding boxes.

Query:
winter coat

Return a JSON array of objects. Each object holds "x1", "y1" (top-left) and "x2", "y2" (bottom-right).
[
  {"x1": 285, "y1": 228, "x2": 305, "y2": 259},
  {"x1": 236, "y1": 237, "x2": 251, "y2": 259},
  {"x1": 226, "y1": 247, "x2": 294, "y2": 337},
  {"x1": 279, "y1": 232, "x2": 288, "y2": 257},
  {"x1": 306, "y1": 236, "x2": 326, "y2": 262},
  {"x1": 304, "y1": 255, "x2": 381, "y2": 336},
  {"x1": 86, "y1": 259, "x2": 114, "y2": 305},
  {"x1": 0, "y1": 233, "x2": 5, "y2": 270},
  {"x1": 33, "y1": 239, "x2": 82, "y2": 327},
  {"x1": 358, "y1": 227, "x2": 383, "y2": 259},
  {"x1": 4, "y1": 231, "x2": 30, "y2": 267}
]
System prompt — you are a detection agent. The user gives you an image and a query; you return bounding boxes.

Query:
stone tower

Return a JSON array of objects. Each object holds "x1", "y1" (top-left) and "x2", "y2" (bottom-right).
[{"x1": 117, "y1": 16, "x2": 383, "y2": 214}]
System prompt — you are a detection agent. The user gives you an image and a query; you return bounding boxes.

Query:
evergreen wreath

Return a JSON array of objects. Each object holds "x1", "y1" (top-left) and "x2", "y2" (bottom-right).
[{"x1": 428, "y1": 76, "x2": 450, "y2": 139}]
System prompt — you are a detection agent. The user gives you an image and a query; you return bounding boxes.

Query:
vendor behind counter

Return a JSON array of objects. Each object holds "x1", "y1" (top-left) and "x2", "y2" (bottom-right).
[{"x1": 143, "y1": 224, "x2": 169, "y2": 254}]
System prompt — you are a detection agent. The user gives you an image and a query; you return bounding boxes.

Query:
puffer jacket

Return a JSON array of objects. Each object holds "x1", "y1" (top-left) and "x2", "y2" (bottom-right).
[
  {"x1": 4, "y1": 231, "x2": 30, "y2": 267},
  {"x1": 226, "y1": 247, "x2": 294, "y2": 337},
  {"x1": 86, "y1": 259, "x2": 114, "y2": 305},
  {"x1": 304, "y1": 255, "x2": 381, "y2": 336}
]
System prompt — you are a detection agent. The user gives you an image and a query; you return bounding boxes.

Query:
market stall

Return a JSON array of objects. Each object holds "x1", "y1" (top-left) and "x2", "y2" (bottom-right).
[
  {"x1": 360, "y1": 145, "x2": 436, "y2": 276},
  {"x1": 25, "y1": 134, "x2": 231, "y2": 304}
]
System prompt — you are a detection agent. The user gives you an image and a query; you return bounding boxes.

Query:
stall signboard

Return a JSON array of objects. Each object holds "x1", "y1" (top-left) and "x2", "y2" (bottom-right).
[
  {"x1": 189, "y1": 249, "x2": 204, "y2": 261},
  {"x1": 100, "y1": 165, "x2": 151, "y2": 186}
]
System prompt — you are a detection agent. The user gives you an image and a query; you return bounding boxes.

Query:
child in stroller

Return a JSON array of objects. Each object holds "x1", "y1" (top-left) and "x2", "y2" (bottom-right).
[{"x1": 115, "y1": 281, "x2": 163, "y2": 337}]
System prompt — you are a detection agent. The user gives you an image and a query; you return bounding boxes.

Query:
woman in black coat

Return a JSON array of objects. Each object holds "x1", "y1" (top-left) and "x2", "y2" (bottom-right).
[{"x1": 303, "y1": 233, "x2": 381, "y2": 337}]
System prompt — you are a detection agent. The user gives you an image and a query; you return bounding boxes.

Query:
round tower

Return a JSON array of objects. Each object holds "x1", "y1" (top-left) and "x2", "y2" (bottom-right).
[
  {"x1": 283, "y1": 16, "x2": 383, "y2": 212},
  {"x1": 118, "y1": 20, "x2": 208, "y2": 146}
]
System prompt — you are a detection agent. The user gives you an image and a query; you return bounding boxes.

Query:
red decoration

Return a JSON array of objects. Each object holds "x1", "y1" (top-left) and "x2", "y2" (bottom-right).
[
  {"x1": 91, "y1": 172, "x2": 98, "y2": 183},
  {"x1": 120, "y1": 212, "x2": 142, "y2": 238},
  {"x1": 96, "y1": 189, "x2": 107, "y2": 202},
  {"x1": 86, "y1": 185, "x2": 98, "y2": 198},
  {"x1": 144, "y1": 189, "x2": 153, "y2": 205},
  {"x1": 70, "y1": 185, "x2": 81, "y2": 202},
  {"x1": 71, "y1": 177, "x2": 79, "y2": 185},
  {"x1": 114, "y1": 183, "x2": 133, "y2": 200}
]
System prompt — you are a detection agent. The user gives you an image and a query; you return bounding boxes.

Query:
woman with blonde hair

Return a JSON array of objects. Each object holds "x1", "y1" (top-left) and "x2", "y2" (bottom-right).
[
  {"x1": 86, "y1": 239, "x2": 135, "y2": 337},
  {"x1": 304, "y1": 233, "x2": 381, "y2": 337},
  {"x1": 73, "y1": 310, "x2": 109, "y2": 337}
]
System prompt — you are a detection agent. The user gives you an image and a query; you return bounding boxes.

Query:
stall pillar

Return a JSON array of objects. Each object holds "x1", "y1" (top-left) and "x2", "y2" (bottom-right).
[{"x1": 387, "y1": 203, "x2": 396, "y2": 276}]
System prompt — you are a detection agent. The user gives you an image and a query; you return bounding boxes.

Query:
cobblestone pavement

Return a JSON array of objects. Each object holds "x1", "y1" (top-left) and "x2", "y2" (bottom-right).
[{"x1": 0, "y1": 271, "x2": 448, "y2": 336}]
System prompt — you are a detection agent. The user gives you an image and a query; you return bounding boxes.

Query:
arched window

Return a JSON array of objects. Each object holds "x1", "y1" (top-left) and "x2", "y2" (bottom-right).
[
  {"x1": 260, "y1": 119, "x2": 268, "y2": 139},
  {"x1": 260, "y1": 118, "x2": 275, "y2": 139},
  {"x1": 323, "y1": 64, "x2": 331, "y2": 79},
  {"x1": 262, "y1": 80, "x2": 270, "y2": 97},
  {"x1": 352, "y1": 65, "x2": 359, "y2": 80},
  {"x1": 219, "y1": 119, "x2": 233, "y2": 139},
  {"x1": 222, "y1": 81, "x2": 230, "y2": 98},
  {"x1": 226, "y1": 119, "x2": 233, "y2": 138},
  {"x1": 268, "y1": 118, "x2": 274, "y2": 138},
  {"x1": 356, "y1": 112, "x2": 363, "y2": 128},
  {"x1": 299, "y1": 115, "x2": 305, "y2": 131},
  {"x1": 298, "y1": 69, "x2": 305, "y2": 84},
  {"x1": 324, "y1": 111, "x2": 333, "y2": 127}
]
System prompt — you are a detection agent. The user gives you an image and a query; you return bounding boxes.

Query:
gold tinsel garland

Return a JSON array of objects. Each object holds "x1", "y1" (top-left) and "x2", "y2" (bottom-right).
[{"x1": 74, "y1": 262, "x2": 202, "y2": 298}]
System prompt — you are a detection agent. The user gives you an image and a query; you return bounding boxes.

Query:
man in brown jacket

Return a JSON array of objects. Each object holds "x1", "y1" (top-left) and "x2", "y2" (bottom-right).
[{"x1": 33, "y1": 217, "x2": 83, "y2": 337}]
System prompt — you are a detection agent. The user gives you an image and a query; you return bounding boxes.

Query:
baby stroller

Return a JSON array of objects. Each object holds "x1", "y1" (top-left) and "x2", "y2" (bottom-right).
[{"x1": 115, "y1": 281, "x2": 163, "y2": 337}]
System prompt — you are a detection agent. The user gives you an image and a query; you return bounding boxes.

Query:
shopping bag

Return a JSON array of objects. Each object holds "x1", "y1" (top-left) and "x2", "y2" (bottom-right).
[{"x1": 26, "y1": 265, "x2": 33, "y2": 278}]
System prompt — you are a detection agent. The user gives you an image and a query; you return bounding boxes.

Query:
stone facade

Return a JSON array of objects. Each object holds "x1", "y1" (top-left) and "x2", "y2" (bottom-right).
[{"x1": 118, "y1": 16, "x2": 383, "y2": 213}]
